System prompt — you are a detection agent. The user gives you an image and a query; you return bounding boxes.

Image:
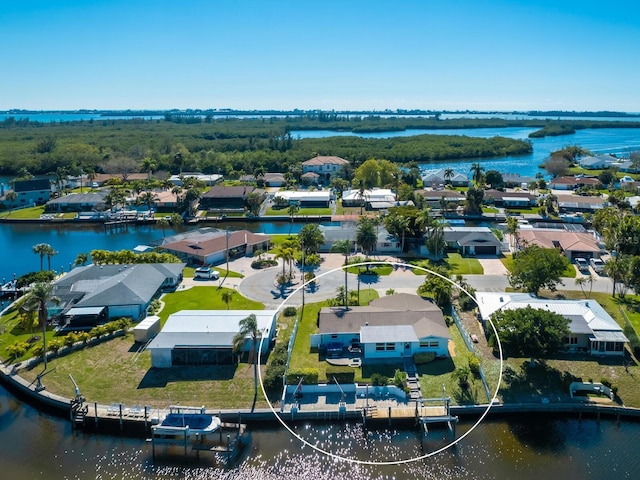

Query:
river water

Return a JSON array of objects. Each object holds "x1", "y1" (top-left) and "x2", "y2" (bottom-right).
[{"x1": 2, "y1": 121, "x2": 640, "y2": 478}]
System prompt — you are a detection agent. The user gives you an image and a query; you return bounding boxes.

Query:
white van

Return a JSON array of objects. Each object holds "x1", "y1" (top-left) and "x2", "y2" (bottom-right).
[{"x1": 194, "y1": 267, "x2": 220, "y2": 280}]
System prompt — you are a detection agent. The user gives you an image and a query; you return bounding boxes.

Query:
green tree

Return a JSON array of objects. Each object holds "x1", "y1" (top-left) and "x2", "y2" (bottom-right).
[
  {"x1": 425, "y1": 222, "x2": 446, "y2": 261},
  {"x1": 22, "y1": 282, "x2": 60, "y2": 370},
  {"x1": 246, "y1": 191, "x2": 264, "y2": 216},
  {"x1": 575, "y1": 274, "x2": 595, "y2": 299},
  {"x1": 443, "y1": 168, "x2": 454, "y2": 186},
  {"x1": 508, "y1": 244, "x2": 569, "y2": 296},
  {"x1": 232, "y1": 313, "x2": 261, "y2": 412},
  {"x1": 221, "y1": 289, "x2": 235, "y2": 310},
  {"x1": 44, "y1": 244, "x2": 58, "y2": 271},
  {"x1": 356, "y1": 217, "x2": 377, "y2": 256},
  {"x1": 506, "y1": 216, "x2": 520, "y2": 250},
  {"x1": 74, "y1": 252, "x2": 89, "y2": 266},
  {"x1": 32, "y1": 243, "x2": 51, "y2": 271},
  {"x1": 330, "y1": 239, "x2": 351, "y2": 308},
  {"x1": 417, "y1": 265, "x2": 452, "y2": 308},
  {"x1": 287, "y1": 203, "x2": 299, "y2": 235},
  {"x1": 470, "y1": 163, "x2": 485, "y2": 187},
  {"x1": 484, "y1": 169, "x2": 504, "y2": 189},
  {"x1": 298, "y1": 224, "x2": 325, "y2": 255},
  {"x1": 489, "y1": 306, "x2": 570, "y2": 366},
  {"x1": 464, "y1": 187, "x2": 484, "y2": 216},
  {"x1": 141, "y1": 157, "x2": 157, "y2": 180}
]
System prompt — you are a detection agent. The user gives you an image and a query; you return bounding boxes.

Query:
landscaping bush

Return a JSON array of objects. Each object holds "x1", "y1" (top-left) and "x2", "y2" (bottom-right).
[
  {"x1": 6, "y1": 341, "x2": 30, "y2": 360},
  {"x1": 413, "y1": 352, "x2": 436, "y2": 364},
  {"x1": 326, "y1": 366, "x2": 355, "y2": 384},
  {"x1": 283, "y1": 306, "x2": 297, "y2": 317},
  {"x1": 371, "y1": 373, "x2": 389, "y2": 386},
  {"x1": 16, "y1": 270, "x2": 56, "y2": 289},
  {"x1": 285, "y1": 368, "x2": 318, "y2": 385},
  {"x1": 251, "y1": 258, "x2": 278, "y2": 269},
  {"x1": 468, "y1": 352, "x2": 480, "y2": 376}
]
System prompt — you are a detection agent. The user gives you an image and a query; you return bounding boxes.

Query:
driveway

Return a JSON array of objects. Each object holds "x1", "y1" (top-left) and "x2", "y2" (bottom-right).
[{"x1": 478, "y1": 257, "x2": 509, "y2": 276}]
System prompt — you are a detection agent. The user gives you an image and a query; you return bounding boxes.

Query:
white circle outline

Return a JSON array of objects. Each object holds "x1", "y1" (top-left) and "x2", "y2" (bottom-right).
[{"x1": 255, "y1": 260, "x2": 503, "y2": 465}]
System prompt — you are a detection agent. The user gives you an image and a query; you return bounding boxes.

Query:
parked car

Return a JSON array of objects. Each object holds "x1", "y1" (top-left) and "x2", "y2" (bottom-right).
[
  {"x1": 575, "y1": 257, "x2": 590, "y2": 273},
  {"x1": 590, "y1": 257, "x2": 606, "y2": 274},
  {"x1": 194, "y1": 267, "x2": 220, "y2": 280}
]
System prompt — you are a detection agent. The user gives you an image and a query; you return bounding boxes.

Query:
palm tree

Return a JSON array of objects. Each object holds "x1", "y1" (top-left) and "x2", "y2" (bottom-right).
[
  {"x1": 232, "y1": 314, "x2": 261, "y2": 412},
  {"x1": 287, "y1": 203, "x2": 299, "y2": 235},
  {"x1": 221, "y1": 289, "x2": 235, "y2": 310},
  {"x1": 137, "y1": 191, "x2": 159, "y2": 211},
  {"x1": 356, "y1": 217, "x2": 377, "y2": 256},
  {"x1": 506, "y1": 216, "x2": 520, "y2": 250},
  {"x1": 330, "y1": 239, "x2": 351, "y2": 308},
  {"x1": 425, "y1": 222, "x2": 446, "y2": 261},
  {"x1": 471, "y1": 163, "x2": 485, "y2": 187},
  {"x1": 74, "y1": 252, "x2": 89, "y2": 266},
  {"x1": 575, "y1": 274, "x2": 594, "y2": 299},
  {"x1": 443, "y1": 168, "x2": 454, "y2": 186},
  {"x1": 32, "y1": 243, "x2": 51, "y2": 271},
  {"x1": 44, "y1": 244, "x2": 58, "y2": 271},
  {"x1": 22, "y1": 282, "x2": 60, "y2": 370},
  {"x1": 141, "y1": 157, "x2": 157, "y2": 180},
  {"x1": 156, "y1": 217, "x2": 170, "y2": 237},
  {"x1": 275, "y1": 247, "x2": 295, "y2": 280}
]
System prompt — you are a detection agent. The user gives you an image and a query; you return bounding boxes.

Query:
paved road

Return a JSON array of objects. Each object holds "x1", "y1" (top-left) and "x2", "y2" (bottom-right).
[{"x1": 228, "y1": 254, "x2": 616, "y2": 307}]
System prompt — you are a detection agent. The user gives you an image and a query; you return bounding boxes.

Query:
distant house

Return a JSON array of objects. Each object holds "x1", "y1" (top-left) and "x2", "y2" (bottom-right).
[
  {"x1": 160, "y1": 227, "x2": 271, "y2": 266},
  {"x1": 579, "y1": 154, "x2": 617, "y2": 170},
  {"x1": 300, "y1": 171, "x2": 321, "y2": 185},
  {"x1": 415, "y1": 189, "x2": 466, "y2": 209},
  {"x1": 239, "y1": 172, "x2": 286, "y2": 187},
  {"x1": 272, "y1": 190, "x2": 331, "y2": 208},
  {"x1": 475, "y1": 292, "x2": 628, "y2": 356},
  {"x1": 548, "y1": 176, "x2": 600, "y2": 190},
  {"x1": 311, "y1": 294, "x2": 451, "y2": 362},
  {"x1": 502, "y1": 173, "x2": 536, "y2": 188},
  {"x1": 556, "y1": 194, "x2": 606, "y2": 213},
  {"x1": 302, "y1": 156, "x2": 349, "y2": 183},
  {"x1": 483, "y1": 189, "x2": 537, "y2": 208},
  {"x1": 148, "y1": 309, "x2": 278, "y2": 367},
  {"x1": 421, "y1": 168, "x2": 469, "y2": 187},
  {"x1": 342, "y1": 188, "x2": 395, "y2": 207},
  {"x1": 318, "y1": 224, "x2": 401, "y2": 254},
  {"x1": 444, "y1": 226, "x2": 503, "y2": 256},
  {"x1": 52, "y1": 263, "x2": 185, "y2": 328},
  {"x1": 199, "y1": 185, "x2": 264, "y2": 211},
  {"x1": 13, "y1": 178, "x2": 51, "y2": 206},
  {"x1": 45, "y1": 191, "x2": 108, "y2": 212},
  {"x1": 168, "y1": 172, "x2": 223, "y2": 186},
  {"x1": 517, "y1": 228, "x2": 601, "y2": 260}
]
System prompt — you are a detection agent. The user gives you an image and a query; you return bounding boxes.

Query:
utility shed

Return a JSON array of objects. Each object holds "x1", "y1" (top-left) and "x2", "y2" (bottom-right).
[{"x1": 134, "y1": 315, "x2": 161, "y2": 343}]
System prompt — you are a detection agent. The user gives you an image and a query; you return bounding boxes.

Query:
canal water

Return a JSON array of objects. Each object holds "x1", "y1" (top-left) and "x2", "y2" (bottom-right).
[{"x1": 1, "y1": 382, "x2": 638, "y2": 479}]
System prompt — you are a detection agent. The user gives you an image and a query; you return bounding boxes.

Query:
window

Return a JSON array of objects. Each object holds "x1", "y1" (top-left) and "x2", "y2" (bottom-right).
[
  {"x1": 376, "y1": 343, "x2": 385, "y2": 351},
  {"x1": 331, "y1": 334, "x2": 338, "y2": 339},
  {"x1": 564, "y1": 336, "x2": 578, "y2": 345},
  {"x1": 420, "y1": 341, "x2": 429, "y2": 348},
  {"x1": 429, "y1": 341, "x2": 439, "y2": 347},
  {"x1": 385, "y1": 343, "x2": 395, "y2": 351}
]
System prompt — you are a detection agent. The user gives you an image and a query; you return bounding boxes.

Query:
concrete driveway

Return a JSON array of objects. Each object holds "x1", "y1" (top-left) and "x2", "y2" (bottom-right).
[{"x1": 478, "y1": 257, "x2": 509, "y2": 276}]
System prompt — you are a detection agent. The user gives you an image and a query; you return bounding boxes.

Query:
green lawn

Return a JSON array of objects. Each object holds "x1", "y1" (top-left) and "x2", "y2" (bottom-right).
[
  {"x1": 182, "y1": 266, "x2": 243, "y2": 278},
  {"x1": 265, "y1": 207, "x2": 332, "y2": 216},
  {"x1": 410, "y1": 253, "x2": 483, "y2": 276},
  {"x1": 0, "y1": 300, "x2": 57, "y2": 363},
  {"x1": 501, "y1": 254, "x2": 576, "y2": 278},
  {"x1": 0, "y1": 205, "x2": 46, "y2": 219},
  {"x1": 158, "y1": 286, "x2": 263, "y2": 323}
]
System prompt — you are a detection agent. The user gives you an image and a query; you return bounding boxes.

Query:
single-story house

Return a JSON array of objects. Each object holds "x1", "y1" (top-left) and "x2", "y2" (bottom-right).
[
  {"x1": 45, "y1": 191, "x2": 108, "y2": 212},
  {"x1": 502, "y1": 173, "x2": 536, "y2": 188},
  {"x1": 421, "y1": 168, "x2": 469, "y2": 188},
  {"x1": 272, "y1": 190, "x2": 331, "y2": 208},
  {"x1": 13, "y1": 178, "x2": 52, "y2": 206},
  {"x1": 160, "y1": 228, "x2": 271, "y2": 266},
  {"x1": 556, "y1": 194, "x2": 606, "y2": 213},
  {"x1": 239, "y1": 172, "x2": 287, "y2": 187},
  {"x1": 548, "y1": 176, "x2": 600, "y2": 190},
  {"x1": 311, "y1": 294, "x2": 451, "y2": 362},
  {"x1": 475, "y1": 292, "x2": 628, "y2": 356},
  {"x1": 517, "y1": 228, "x2": 602, "y2": 260},
  {"x1": 414, "y1": 189, "x2": 466, "y2": 210},
  {"x1": 52, "y1": 263, "x2": 185, "y2": 328},
  {"x1": 199, "y1": 185, "x2": 264, "y2": 211},
  {"x1": 420, "y1": 226, "x2": 503, "y2": 257},
  {"x1": 318, "y1": 224, "x2": 401, "y2": 254},
  {"x1": 579, "y1": 154, "x2": 618, "y2": 170},
  {"x1": 302, "y1": 156, "x2": 349, "y2": 183},
  {"x1": 342, "y1": 188, "x2": 396, "y2": 207},
  {"x1": 168, "y1": 172, "x2": 223, "y2": 186},
  {"x1": 148, "y1": 309, "x2": 278, "y2": 367},
  {"x1": 483, "y1": 189, "x2": 537, "y2": 208}
]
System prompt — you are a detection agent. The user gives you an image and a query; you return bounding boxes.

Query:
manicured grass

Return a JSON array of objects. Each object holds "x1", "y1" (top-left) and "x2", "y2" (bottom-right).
[
  {"x1": 289, "y1": 289, "x2": 379, "y2": 383},
  {"x1": 182, "y1": 266, "x2": 243, "y2": 278},
  {"x1": 334, "y1": 204, "x2": 362, "y2": 215},
  {"x1": 409, "y1": 253, "x2": 483, "y2": 276},
  {"x1": 265, "y1": 207, "x2": 332, "y2": 216},
  {"x1": 502, "y1": 255, "x2": 576, "y2": 278},
  {"x1": 346, "y1": 264, "x2": 394, "y2": 276},
  {"x1": 0, "y1": 301, "x2": 57, "y2": 363},
  {"x1": 0, "y1": 205, "x2": 46, "y2": 219},
  {"x1": 158, "y1": 286, "x2": 263, "y2": 323},
  {"x1": 18, "y1": 332, "x2": 269, "y2": 409}
]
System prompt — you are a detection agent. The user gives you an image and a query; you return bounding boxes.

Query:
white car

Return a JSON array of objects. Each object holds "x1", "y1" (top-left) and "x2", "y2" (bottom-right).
[
  {"x1": 590, "y1": 258, "x2": 605, "y2": 274},
  {"x1": 194, "y1": 267, "x2": 220, "y2": 280}
]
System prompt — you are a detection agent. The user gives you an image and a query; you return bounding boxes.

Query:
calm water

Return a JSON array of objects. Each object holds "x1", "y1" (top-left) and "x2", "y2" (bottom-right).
[
  {"x1": 290, "y1": 127, "x2": 640, "y2": 179},
  {"x1": 1, "y1": 382, "x2": 639, "y2": 479},
  {"x1": 2, "y1": 121, "x2": 640, "y2": 478}
]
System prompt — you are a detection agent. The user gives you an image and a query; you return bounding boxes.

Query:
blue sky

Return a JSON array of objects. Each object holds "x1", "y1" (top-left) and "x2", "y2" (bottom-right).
[{"x1": 2, "y1": 0, "x2": 639, "y2": 111}]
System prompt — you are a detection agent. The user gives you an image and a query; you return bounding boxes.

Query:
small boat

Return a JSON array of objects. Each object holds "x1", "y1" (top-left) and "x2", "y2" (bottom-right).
[{"x1": 152, "y1": 406, "x2": 221, "y2": 439}]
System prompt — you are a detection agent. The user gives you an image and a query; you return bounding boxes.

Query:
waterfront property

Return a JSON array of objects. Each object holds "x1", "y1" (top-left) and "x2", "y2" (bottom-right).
[
  {"x1": 51, "y1": 263, "x2": 185, "y2": 327},
  {"x1": 548, "y1": 176, "x2": 601, "y2": 190},
  {"x1": 159, "y1": 228, "x2": 270, "y2": 266},
  {"x1": 199, "y1": 185, "x2": 265, "y2": 211},
  {"x1": 12, "y1": 178, "x2": 52, "y2": 206},
  {"x1": 421, "y1": 168, "x2": 469, "y2": 188},
  {"x1": 45, "y1": 191, "x2": 108, "y2": 212},
  {"x1": 168, "y1": 172, "x2": 223, "y2": 186},
  {"x1": 272, "y1": 190, "x2": 331, "y2": 208},
  {"x1": 318, "y1": 224, "x2": 401, "y2": 254},
  {"x1": 483, "y1": 189, "x2": 537, "y2": 208},
  {"x1": 556, "y1": 194, "x2": 606, "y2": 213},
  {"x1": 147, "y1": 309, "x2": 278, "y2": 367},
  {"x1": 239, "y1": 172, "x2": 286, "y2": 187},
  {"x1": 301, "y1": 155, "x2": 349, "y2": 184},
  {"x1": 475, "y1": 292, "x2": 629, "y2": 356},
  {"x1": 517, "y1": 228, "x2": 602, "y2": 261},
  {"x1": 311, "y1": 294, "x2": 451, "y2": 362}
]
